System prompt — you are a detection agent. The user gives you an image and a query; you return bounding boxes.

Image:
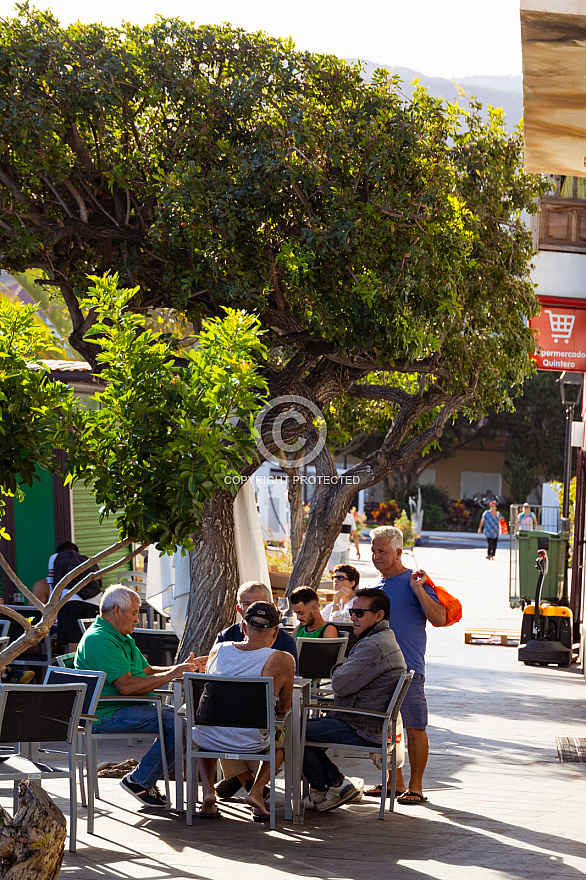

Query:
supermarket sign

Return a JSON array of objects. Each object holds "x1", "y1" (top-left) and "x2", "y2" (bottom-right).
[{"x1": 530, "y1": 303, "x2": 586, "y2": 371}]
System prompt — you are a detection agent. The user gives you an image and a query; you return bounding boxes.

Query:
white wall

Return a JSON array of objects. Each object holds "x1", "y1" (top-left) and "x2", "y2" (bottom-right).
[{"x1": 532, "y1": 251, "x2": 586, "y2": 299}]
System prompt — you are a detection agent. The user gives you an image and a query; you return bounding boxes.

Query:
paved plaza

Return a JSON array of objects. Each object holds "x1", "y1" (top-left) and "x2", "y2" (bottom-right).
[{"x1": 4, "y1": 540, "x2": 586, "y2": 880}]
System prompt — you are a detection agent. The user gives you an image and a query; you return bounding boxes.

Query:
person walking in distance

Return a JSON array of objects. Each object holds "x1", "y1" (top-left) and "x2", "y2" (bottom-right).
[{"x1": 478, "y1": 500, "x2": 505, "y2": 560}]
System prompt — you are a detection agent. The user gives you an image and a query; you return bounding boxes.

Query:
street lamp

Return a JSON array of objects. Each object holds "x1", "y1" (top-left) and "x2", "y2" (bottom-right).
[{"x1": 558, "y1": 371, "x2": 583, "y2": 604}]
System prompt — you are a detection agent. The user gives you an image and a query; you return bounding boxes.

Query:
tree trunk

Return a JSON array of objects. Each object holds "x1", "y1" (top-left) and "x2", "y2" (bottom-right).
[
  {"x1": 287, "y1": 480, "x2": 357, "y2": 594},
  {"x1": 287, "y1": 469, "x2": 304, "y2": 566},
  {"x1": 285, "y1": 439, "x2": 356, "y2": 594},
  {"x1": 178, "y1": 491, "x2": 240, "y2": 660},
  {"x1": 0, "y1": 781, "x2": 66, "y2": 880}
]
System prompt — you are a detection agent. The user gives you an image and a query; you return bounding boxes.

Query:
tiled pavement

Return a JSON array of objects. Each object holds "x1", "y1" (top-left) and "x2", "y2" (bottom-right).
[{"x1": 4, "y1": 542, "x2": 586, "y2": 879}]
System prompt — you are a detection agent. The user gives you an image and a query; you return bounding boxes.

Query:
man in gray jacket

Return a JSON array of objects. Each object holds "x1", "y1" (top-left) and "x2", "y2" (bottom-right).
[{"x1": 302, "y1": 587, "x2": 406, "y2": 812}]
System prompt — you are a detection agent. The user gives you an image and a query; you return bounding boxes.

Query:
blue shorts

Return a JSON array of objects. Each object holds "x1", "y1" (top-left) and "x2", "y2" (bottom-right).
[{"x1": 400, "y1": 672, "x2": 428, "y2": 729}]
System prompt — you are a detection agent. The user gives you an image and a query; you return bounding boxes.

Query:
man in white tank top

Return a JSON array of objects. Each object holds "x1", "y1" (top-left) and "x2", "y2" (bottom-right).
[{"x1": 193, "y1": 601, "x2": 295, "y2": 821}]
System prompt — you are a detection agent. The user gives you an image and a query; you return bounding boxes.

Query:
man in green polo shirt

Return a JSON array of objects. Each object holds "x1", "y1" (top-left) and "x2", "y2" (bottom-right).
[{"x1": 75, "y1": 584, "x2": 202, "y2": 808}]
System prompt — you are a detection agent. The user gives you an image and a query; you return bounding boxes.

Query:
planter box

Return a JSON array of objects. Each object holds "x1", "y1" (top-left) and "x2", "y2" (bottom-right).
[
  {"x1": 268, "y1": 570, "x2": 290, "y2": 597},
  {"x1": 268, "y1": 569, "x2": 332, "y2": 602}
]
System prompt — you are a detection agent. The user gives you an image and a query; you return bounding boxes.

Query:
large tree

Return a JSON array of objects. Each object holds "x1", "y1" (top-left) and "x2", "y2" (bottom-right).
[{"x1": 0, "y1": 9, "x2": 545, "y2": 654}]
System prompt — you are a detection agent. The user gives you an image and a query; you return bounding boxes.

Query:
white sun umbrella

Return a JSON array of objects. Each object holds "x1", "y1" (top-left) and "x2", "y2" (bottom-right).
[
  {"x1": 145, "y1": 479, "x2": 270, "y2": 636},
  {"x1": 233, "y1": 478, "x2": 272, "y2": 594},
  {"x1": 145, "y1": 547, "x2": 190, "y2": 637}
]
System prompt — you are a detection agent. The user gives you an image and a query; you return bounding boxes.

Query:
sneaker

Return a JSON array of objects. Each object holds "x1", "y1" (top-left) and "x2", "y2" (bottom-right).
[
  {"x1": 316, "y1": 778, "x2": 362, "y2": 812},
  {"x1": 120, "y1": 773, "x2": 166, "y2": 808},
  {"x1": 215, "y1": 776, "x2": 243, "y2": 799},
  {"x1": 304, "y1": 788, "x2": 327, "y2": 809},
  {"x1": 347, "y1": 777, "x2": 364, "y2": 801}
]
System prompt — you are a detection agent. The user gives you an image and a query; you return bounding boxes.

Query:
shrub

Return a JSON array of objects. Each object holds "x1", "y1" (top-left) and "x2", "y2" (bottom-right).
[
  {"x1": 371, "y1": 500, "x2": 401, "y2": 525},
  {"x1": 446, "y1": 499, "x2": 471, "y2": 531},
  {"x1": 423, "y1": 503, "x2": 447, "y2": 531},
  {"x1": 394, "y1": 510, "x2": 415, "y2": 546}
]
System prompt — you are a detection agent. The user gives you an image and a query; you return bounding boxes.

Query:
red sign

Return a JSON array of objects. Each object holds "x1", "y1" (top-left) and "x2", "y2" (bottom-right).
[{"x1": 530, "y1": 303, "x2": 586, "y2": 371}]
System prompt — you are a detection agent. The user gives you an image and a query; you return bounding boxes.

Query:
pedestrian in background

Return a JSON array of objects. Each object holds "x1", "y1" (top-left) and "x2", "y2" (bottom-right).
[
  {"x1": 478, "y1": 500, "x2": 504, "y2": 560},
  {"x1": 517, "y1": 503, "x2": 538, "y2": 530}
]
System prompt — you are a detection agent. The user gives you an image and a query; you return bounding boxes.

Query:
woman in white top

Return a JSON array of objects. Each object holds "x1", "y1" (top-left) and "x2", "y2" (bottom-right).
[{"x1": 322, "y1": 565, "x2": 360, "y2": 622}]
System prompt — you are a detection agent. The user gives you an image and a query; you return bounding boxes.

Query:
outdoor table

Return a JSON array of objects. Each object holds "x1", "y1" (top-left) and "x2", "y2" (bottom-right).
[
  {"x1": 171, "y1": 676, "x2": 312, "y2": 821},
  {"x1": 290, "y1": 677, "x2": 312, "y2": 821}
]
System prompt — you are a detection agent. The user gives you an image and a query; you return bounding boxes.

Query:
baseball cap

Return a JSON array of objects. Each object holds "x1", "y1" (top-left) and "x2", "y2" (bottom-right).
[{"x1": 244, "y1": 601, "x2": 280, "y2": 629}]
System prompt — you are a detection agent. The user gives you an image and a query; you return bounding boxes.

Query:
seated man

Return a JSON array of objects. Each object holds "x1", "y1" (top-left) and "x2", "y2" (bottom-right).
[
  {"x1": 303, "y1": 587, "x2": 406, "y2": 812},
  {"x1": 213, "y1": 580, "x2": 298, "y2": 800},
  {"x1": 192, "y1": 601, "x2": 295, "y2": 821},
  {"x1": 215, "y1": 581, "x2": 298, "y2": 665},
  {"x1": 290, "y1": 586, "x2": 339, "y2": 639},
  {"x1": 75, "y1": 585, "x2": 201, "y2": 808}
]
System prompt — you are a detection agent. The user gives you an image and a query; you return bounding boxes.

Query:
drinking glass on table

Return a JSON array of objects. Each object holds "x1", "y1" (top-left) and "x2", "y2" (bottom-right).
[{"x1": 277, "y1": 596, "x2": 290, "y2": 622}]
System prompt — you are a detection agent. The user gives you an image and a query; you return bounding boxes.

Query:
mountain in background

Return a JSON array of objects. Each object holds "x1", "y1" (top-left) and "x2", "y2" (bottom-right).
[{"x1": 348, "y1": 60, "x2": 523, "y2": 131}]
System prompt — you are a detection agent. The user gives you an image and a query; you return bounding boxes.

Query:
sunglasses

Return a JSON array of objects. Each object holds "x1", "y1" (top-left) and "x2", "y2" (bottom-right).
[
  {"x1": 349, "y1": 607, "x2": 375, "y2": 618},
  {"x1": 332, "y1": 574, "x2": 348, "y2": 581}
]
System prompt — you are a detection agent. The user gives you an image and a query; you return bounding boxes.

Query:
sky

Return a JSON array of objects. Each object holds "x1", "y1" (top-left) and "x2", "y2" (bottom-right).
[{"x1": 0, "y1": 0, "x2": 523, "y2": 79}]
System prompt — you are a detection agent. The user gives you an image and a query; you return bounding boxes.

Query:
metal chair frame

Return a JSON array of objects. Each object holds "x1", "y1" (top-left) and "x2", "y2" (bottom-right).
[
  {"x1": 183, "y1": 672, "x2": 291, "y2": 830},
  {"x1": 0, "y1": 606, "x2": 53, "y2": 671},
  {"x1": 53, "y1": 654, "x2": 171, "y2": 812},
  {"x1": 43, "y1": 666, "x2": 107, "y2": 834},
  {"x1": 0, "y1": 682, "x2": 86, "y2": 851},
  {"x1": 301, "y1": 671, "x2": 414, "y2": 820}
]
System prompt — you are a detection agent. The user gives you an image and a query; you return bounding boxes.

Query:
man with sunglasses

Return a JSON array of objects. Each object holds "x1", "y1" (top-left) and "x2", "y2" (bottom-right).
[
  {"x1": 302, "y1": 587, "x2": 406, "y2": 812},
  {"x1": 369, "y1": 525, "x2": 446, "y2": 806}
]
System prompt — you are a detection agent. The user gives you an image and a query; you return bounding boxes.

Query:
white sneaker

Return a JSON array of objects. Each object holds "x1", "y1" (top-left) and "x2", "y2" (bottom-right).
[
  {"x1": 347, "y1": 777, "x2": 364, "y2": 800},
  {"x1": 305, "y1": 788, "x2": 327, "y2": 809},
  {"x1": 316, "y1": 778, "x2": 362, "y2": 812}
]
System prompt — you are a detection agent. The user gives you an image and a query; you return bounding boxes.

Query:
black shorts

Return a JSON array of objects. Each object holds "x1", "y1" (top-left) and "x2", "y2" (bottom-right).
[{"x1": 57, "y1": 601, "x2": 99, "y2": 644}]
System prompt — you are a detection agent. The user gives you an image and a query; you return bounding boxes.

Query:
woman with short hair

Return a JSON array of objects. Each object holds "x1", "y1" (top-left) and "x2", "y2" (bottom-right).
[{"x1": 322, "y1": 565, "x2": 360, "y2": 621}]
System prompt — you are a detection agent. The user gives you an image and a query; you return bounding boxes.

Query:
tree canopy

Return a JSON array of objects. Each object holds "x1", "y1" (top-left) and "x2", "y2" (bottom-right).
[
  {"x1": 0, "y1": 276, "x2": 267, "y2": 551},
  {"x1": 1, "y1": 9, "x2": 542, "y2": 404},
  {"x1": 0, "y1": 276, "x2": 267, "y2": 663},
  {"x1": 0, "y1": 8, "x2": 546, "y2": 642}
]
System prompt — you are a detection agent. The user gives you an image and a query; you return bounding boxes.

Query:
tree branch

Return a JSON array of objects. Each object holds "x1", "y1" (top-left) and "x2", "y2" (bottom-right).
[
  {"x1": 347, "y1": 384, "x2": 410, "y2": 406},
  {"x1": 48, "y1": 540, "x2": 129, "y2": 607},
  {"x1": 50, "y1": 542, "x2": 148, "y2": 614},
  {"x1": 393, "y1": 393, "x2": 468, "y2": 469},
  {"x1": 62, "y1": 177, "x2": 89, "y2": 223},
  {"x1": 0, "y1": 166, "x2": 30, "y2": 206},
  {"x1": 0, "y1": 552, "x2": 44, "y2": 611},
  {"x1": 40, "y1": 173, "x2": 75, "y2": 218}
]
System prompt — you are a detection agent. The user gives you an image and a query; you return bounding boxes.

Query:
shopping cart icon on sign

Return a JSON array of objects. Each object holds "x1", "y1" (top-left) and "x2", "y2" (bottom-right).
[{"x1": 544, "y1": 309, "x2": 575, "y2": 343}]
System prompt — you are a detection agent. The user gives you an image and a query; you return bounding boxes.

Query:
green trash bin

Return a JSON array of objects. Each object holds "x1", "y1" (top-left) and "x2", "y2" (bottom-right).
[{"x1": 517, "y1": 529, "x2": 566, "y2": 601}]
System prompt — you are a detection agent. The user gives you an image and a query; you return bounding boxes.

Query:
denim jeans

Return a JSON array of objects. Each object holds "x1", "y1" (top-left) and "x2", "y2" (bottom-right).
[
  {"x1": 94, "y1": 704, "x2": 175, "y2": 790},
  {"x1": 303, "y1": 717, "x2": 376, "y2": 791}
]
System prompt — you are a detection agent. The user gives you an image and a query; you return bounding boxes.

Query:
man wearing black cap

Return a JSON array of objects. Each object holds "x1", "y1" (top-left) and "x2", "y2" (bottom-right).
[{"x1": 192, "y1": 601, "x2": 295, "y2": 821}]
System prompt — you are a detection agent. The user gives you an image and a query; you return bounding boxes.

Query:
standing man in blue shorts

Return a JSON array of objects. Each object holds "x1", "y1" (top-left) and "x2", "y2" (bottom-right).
[{"x1": 368, "y1": 525, "x2": 446, "y2": 805}]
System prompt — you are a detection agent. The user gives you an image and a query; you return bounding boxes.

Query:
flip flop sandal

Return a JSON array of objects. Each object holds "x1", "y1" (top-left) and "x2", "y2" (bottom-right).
[
  {"x1": 195, "y1": 809, "x2": 222, "y2": 819},
  {"x1": 251, "y1": 811, "x2": 271, "y2": 823},
  {"x1": 397, "y1": 791, "x2": 428, "y2": 806},
  {"x1": 364, "y1": 785, "x2": 406, "y2": 799}
]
